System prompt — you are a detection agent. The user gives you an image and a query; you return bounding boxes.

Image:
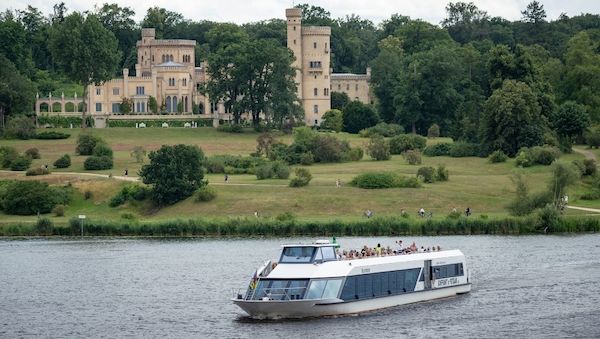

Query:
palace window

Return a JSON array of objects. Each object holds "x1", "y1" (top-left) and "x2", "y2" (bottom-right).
[
  {"x1": 112, "y1": 88, "x2": 119, "y2": 96},
  {"x1": 136, "y1": 86, "x2": 145, "y2": 95},
  {"x1": 309, "y1": 61, "x2": 322, "y2": 68},
  {"x1": 314, "y1": 88, "x2": 318, "y2": 96},
  {"x1": 356, "y1": 84, "x2": 359, "y2": 91},
  {"x1": 112, "y1": 103, "x2": 120, "y2": 113},
  {"x1": 324, "y1": 88, "x2": 329, "y2": 96},
  {"x1": 95, "y1": 103, "x2": 102, "y2": 112},
  {"x1": 338, "y1": 84, "x2": 341, "y2": 90},
  {"x1": 169, "y1": 78, "x2": 176, "y2": 86},
  {"x1": 136, "y1": 102, "x2": 146, "y2": 113},
  {"x1": 346, "y1": 84, "x2": 350, "y2": 91},
  {"x1": 293, "y1": 39, "x2": 296, "y2": 45},
  {"x1": 96, "y1": 88, "x2": 101, "y2": 95},
  {"x1": 314, "y1": 42, "x2": 317, "y2": 49},
  {"x1": 313, "y1": 105, "x2": 319, "y2": 114},
  {"x1": 183, "y1": 78, "x2": 187, "y2": 86}
]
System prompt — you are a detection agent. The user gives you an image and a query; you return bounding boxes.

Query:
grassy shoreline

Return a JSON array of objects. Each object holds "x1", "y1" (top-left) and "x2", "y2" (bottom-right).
[{"x1": 2, "y1": 215, "x2": 598, "y2": 237}]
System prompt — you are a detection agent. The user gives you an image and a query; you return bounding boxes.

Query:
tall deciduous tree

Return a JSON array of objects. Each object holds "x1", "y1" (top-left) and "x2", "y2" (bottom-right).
[
  {"x1": 343, "y1": 101, "x2": 380, "y2": 133},
  {"x1": 521, "y1": 1, "x2": 547, "y2": 24},
  {"x1": 0, "y1": 54, "x2": 35, "y2": 126},
  {"x1": 139, "y1": 144, "x2": 206, "y2": 206},
  {"x1": 95, "y1": 3, "x2": 139, "y2": 71},
  {"x1": 49, "y1": 12, "x2": 121, "y2": 127},
  {"x1": 141, "y1": 7, "x2": 183, "y2": 39},
  {"x1": 482, "y1": 80, "x2": 544, "y2": 156}
]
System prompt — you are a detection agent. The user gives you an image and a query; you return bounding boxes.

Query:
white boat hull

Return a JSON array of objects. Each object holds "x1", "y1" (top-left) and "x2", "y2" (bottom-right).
[{"x1": 232, "y1": 283, "x2": 471, "y2": 319}]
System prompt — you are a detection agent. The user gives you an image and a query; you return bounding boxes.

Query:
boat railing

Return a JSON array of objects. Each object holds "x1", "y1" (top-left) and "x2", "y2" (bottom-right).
[{"x1": 233, "y1": 286, "x2": 308, "y2": 301}]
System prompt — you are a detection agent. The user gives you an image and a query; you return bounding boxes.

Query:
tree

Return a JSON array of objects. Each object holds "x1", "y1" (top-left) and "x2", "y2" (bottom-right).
[
  {"x1": 0, "y1": 54, "x2": 35, "y2": 126},
  {"x1": 120, "y1": 97, "x2": 133, "y2": 114},
  {"x1": 321, "y1": 109, "x2": 343, "y2": 132},
  {"x1": 141, "y1": 7, "x2": 183, "y2": 39},
  {"x1": 343, "y1": 101, "x2": 380, "y2": 134},
  {"x1": 552, "y1": 102, "x2": 589, "y2": 143},
  {"x1": 139, "y1": 144, "x2": 206, "y2": 205},
  {"x1": 76, "y1": 133, "x2": 103, "y2": 155},
  {"x1": 442, "y1": 2, "x2": 489, "y2": 44},
  {"x1": 1, "y1": 180, "x2": 58, "y2": 215},
  {"x1": 5, "y1": 115, "x2": 35, "y2": 139},
  {"x1": 49, "y1": 12, "x2": 121, "y2": 128},
  {"x1": 521, "y1": 1, "x2": 546, "y2": 24},
  {"x1": 371, "y1": 36, "x2": 403, "y2": 123},
  {"x1": 366, "y1": 135, "x2": 391, "y2": 161},
  {"x1": 482, "y1": 80, "x2": 544, "y2": 156},
  {"x1": 548, "y1": 163, "x2": 579, "y2": 208},
  {"x1": 0, "y1": 10, "x2": 33, "y2": 74},
  {"x1": 148, "y1": 96, "x2": 158, "y2": 114},
  {"x1": 331, "y1": 92, "x2": 350, "y2": 111},
  {"x1": 95, "y1": 3, "x2": 138, "y2": 70}
]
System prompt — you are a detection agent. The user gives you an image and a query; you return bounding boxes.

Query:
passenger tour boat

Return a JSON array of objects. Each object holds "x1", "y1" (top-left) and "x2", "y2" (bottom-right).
[{"x1": 232, "y1": 240, "x2": 472, "y2": 319}]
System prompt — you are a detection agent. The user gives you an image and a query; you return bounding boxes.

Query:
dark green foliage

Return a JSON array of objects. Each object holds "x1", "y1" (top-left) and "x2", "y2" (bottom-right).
[
  {"x1": 350, "y1": 172, "x2": 421, "y2": 189},
  {"x1": 572, "y1": 159, "x2": 597, "y2": 177},
  {"x1": 217, "y1": 124, "x2": 244, "y2": 133},
  {"x1": 548, "y1": 163, "x2": 579, "y2": 207},
  {"x1": 346, "y1": 148, "x2": 364, "y2": 161},
  {"x1": 515, "y1": 146, "x2": 560, "y2": 167},
  {"x1": 321, "y1": 109, "x2": 343, "y2": 132},
  {"x1": 331, "y1": 91, "x2": 350, "y2": 110},
  {"x1": 53, "y1": 154, "x2": 71, "y2": 168},
  {"x1": 35, "y1": 217, "x2": 54, "y2": 235},
  {"x1": 203, "y1": 155, "x2": 266, "y2": 174},
  {"x1": 586, "y1": 128, "x2": 600, "y2": 148},
  {"x1": 366, "y1": 135, "x2": 390, "y2": 161},
  {"x1": 423, "y1": 142, "x2": 452, "y2": 156},
  {"x1": 5, "y1": 115, "x2": 36, "y2": 140},
  {"x1": 299, "y1": 152, "x2": 315, "y2": 165},
  {"x1": 109, "y1": 184, "x2": 151, "y2": 207},
  {"x1": 25, "y1": 148, "x2": 40, "y2": 159},
  {"x1": 427, "y1": 124, "x2": 440, "y2": 138},
  {"x1": 84, "y1": 156, "x2": 113, "y2": 170},
  {"x1": 139, "y1": 144, "x2": 206, "y2": 205},
  {"x1": 507, "y1": 174, "x2": 553, "y2": 216},
  {"x1": 195, "y1": 186, "x2": 217, "y2": 202},
  {"x1": 76, "y1": 134, "x2": 103, "y2": 155},
  {"x1": 312, "y1": 135, "x2": 348, "y2": 163},
  {"x1": 1, "y1": 181, "x2": 56, "y2": 215},
  {"x1": 53, "y1": 204, "x2": 65, "y2": 217},
  {"x1": 0, "y1": 146, "x2": 19, "y2": 168},
  {"x1": 92, "y1": 143, "x2": 113, "y2": 158},
  {"x1": 402, "y1": 150, "x2": 422, "y2": 165},
  {"x1": 289, "y1": 168, "x2": 312, "y2": 187},
  {"x1": 359, "y1": 123, "x2": 404, "y2": 138},
  {"x1": 84, "y1": 190, "x2": 93, "y2": 200},
  {"x1": 581, "y1": 175, "x2": 600, "y2": 200},
  {"x1": 255, "y1": 161, "x2": 290, "y2": 180},
  {"x1": 448, "y1": 141, "x2": 480, "y2": 157},
  {"x1": 489, "y1": 150, "x2": 508, "y2": 163},
  {"x1": 10, "y1": 155, "x2": 32, "y2": 171},
  {"x1": 35, "y1": 131, "x2": 70, "y2": 140},
  {"x1": 342, "y1": 101, "x2": 380, "y2": 133},
  {"x1": 417, "y1": 166, "x2": 436, "y2": 183},
  {"x1": 37, "y1": 116, "x2": 83, "y2": 128},
  {"x1": 389, "y1": 134, "x2": 427, "y2": 154},
  {"x1": 436, "y1": 164, "x2": 449, "y2": 181},
  {"x1": 26, "y1": 167, "x2": 50, "y2": 176},
  {"x1": 552, "y1": 101, "x2": 589, "y2": 142}
]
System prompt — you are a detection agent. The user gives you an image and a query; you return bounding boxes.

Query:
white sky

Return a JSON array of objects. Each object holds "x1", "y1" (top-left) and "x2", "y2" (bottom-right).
[{"x1": 2, "y1": 0, "x2": 600, "y2": 25}]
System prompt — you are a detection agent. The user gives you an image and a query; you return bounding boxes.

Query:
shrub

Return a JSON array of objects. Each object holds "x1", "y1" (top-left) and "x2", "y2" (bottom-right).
[
  {"x1": 53, "y1": 204, "x2": 65, "y2": 217},
  {"x1": 417, "y1": 166, "x2": 436, "y2": 183},
  {"x1": 84, "y1": 190, "x2": 93, "y2": 200},
  {"x1": 436, "y1": 164, "x2": 449, "y2": 181},
  {"x1": 272, "y1": 161, "x2": 290, "y2": 179},
  {"x1": 321, "y1": 109, "x2": 343, "y2": 132},
  {"x1": 26, "y1": 167, "x2": 50, "y2": 176},
  {"x1": 121, "y1": 213, "x2": 136, "y2": 220},
  {"x1": 35, "y1": 217, "x2": 54, "y2": 235},
  {"x1": 53, "y1": 154, "x2": 71, "y2": 168},
  {"x1": 350, "y1": 172, "x2": 421, "y2": 189},
  {"x1": 367, "y1": 135, "x2": 391, "y2": 161},
  {"x1": 515, "y1": 149, "x2": 532, "y2": 167},
  {"x1": 76, "y1": 134, "x2": 103, "y2": 155},
  {"x1": 489, "y1": 150, "x2": 508, "y2": 163},
  {"x1": 449, "y1": 142, "x2": 479, "y2": 157},
  {"x1": 389, "y1": 134, "x2": 427, "y2": 154},
  {"x1": 346, "y1": 147, "x2": 364, "y2": 161},
  {"x1": 573, "y1": 159, "x2": 597, "y2": 177},
  {"x1": 92, "y1": 143, "x2": 113, "y2": 158},
  {"x1": 1, "y1": 181, "x2": 57, "y2": 215},
  {"x1": 195, "y1": 186, "x2": 217, "y2": 202},
  {"x1": 131, "y1": 146, "x2": 147, "y2": 163},
  {"x1": 427, "y1": 124, "x2": 440, "y2": 138},
  {"x1": 423, "y1": 142, "x2": 452, "y2": 156},
  {"x1": 0, "y1": 146, "x2": 19, "y2": 168},
  {"x1": 25, "y1": 148, "x2": 41, "y2": 159},
  {"x1": 299, "y1": 152, "x2": 314, "y2": 165},
  {"x1": 109, "y1": 184, "x2": 151, "y2": 207},
  {"x1": 84, "y1": 156, "x2": 113, "y2": 170},
  {"x1": 312, "y1": 135, "x2": 347, "y2": 163},
  {"x1": 586, "y1": 129, "x2": 600, "y2": 148},
  {"x1": 255, "y1": 164, "x2": 273, "y2": 180},
  {"x1": 36, "y1": 131, "x2": 70, "y2": 139},
  {"x1": 10, "y1": 155, "x2": 32, "y2": 171},
  {"x1": 5, "y1": 115, "x2": 36, "y2": 140},
  {"x1": 217, "y1": 124, "x2": 243, "y2": 133},
  {"x1": 359, "y1": 122, "x2": 404, "y2": 138},
  {"x1": 402, "y1": 150, "x2": 422, "y2": 165},
  {"x1": 516, "y1": 146, "x2": 560, "y2": 167},
  {"x1": 276, "y1": 211, "x2": 297, "y2": 222},
  {"x1": 289, "y1": 168, "x2": 312, "y2": 187}
]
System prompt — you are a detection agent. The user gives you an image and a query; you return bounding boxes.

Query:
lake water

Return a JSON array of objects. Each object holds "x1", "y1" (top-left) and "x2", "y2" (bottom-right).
[{"x1": 1, "y1": 235, "x2": 599, "y2": 338}]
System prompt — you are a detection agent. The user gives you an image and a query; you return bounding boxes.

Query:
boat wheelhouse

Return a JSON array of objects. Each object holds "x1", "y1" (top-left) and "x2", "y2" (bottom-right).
[{"x1": 232, "y1": 241, "x2": 471, "y2": 319}]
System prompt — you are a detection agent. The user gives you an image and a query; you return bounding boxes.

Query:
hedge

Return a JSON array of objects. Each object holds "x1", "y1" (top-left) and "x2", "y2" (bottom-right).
[
  {"x1": 37, "y1": 116, "x2": 83, "y2": 128},
  {"x1": 107, "y1": 119, "x2": 212, "y2": 128}
]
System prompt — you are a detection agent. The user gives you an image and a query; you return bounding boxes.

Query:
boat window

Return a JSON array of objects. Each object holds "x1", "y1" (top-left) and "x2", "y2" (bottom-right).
[
  {"x1": 314, "y1": 248, "x2": 323, "y2": 262},
  {"x1": 280, "y1": 247, "x2": 315, "y2": 263},
  {"x1": 321, "y1": 246, "x2": 337, "y2": 261},
  {"x1": 250, "y1": 279, "x2": 308, "y2": 300},
  {"x1": 339, "y1": 268, "x2": 422, "y2": 301},
  {"x1": 305, "y1": 280, "x2": 327, "y2": 299},
  {"x1": 322, "y1": 279, "x2": 343, "y2": 299},
  {"x1": 433, "y1": 263, "x2": 464, "y2": 279}
]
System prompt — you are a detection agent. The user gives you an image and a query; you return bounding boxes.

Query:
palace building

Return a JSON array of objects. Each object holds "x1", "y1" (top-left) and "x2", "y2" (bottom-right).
[{"x1": 35, "y1": 8, "x2": 371, "y2": 127}]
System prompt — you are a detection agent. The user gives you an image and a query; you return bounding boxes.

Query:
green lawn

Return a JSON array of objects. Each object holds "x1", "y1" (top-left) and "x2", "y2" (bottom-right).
[{"x1": 0, "y1": 128, "x2": 598, "y2": 225}]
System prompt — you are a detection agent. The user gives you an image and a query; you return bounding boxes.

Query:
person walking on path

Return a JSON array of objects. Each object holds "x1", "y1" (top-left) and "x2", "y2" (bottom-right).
[{"x1": 124, "y1": 168, "x2": 128, "y2": 176}]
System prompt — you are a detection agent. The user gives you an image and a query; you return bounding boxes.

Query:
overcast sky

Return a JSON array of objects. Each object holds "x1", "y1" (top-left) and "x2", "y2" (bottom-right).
[{"x1": 3, "y1": 0, "x2": 600, "y2": 25}]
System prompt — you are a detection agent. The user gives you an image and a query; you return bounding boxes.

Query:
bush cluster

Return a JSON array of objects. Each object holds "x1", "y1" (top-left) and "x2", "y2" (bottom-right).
[
  {"x1": 350, "y1": 172, "x2": 421, "y2": 189},
  {"x1": 389, "y1": 134, "x2": 427, "y2": 154},
  {"x1": 26, "y1": 167, "x2": 50, "y2": 176},
  {"x1": 255, "y1": 161, "x2": 290, "y2": 180},
  {"x1": 0, "y1": 146, "x2": 19, "y2": 168},
  {"x1": 359, "y1": 123, "x2": 404, "y2": 138},
  {"x1": 0, "y1": 181, "x2": 72, "y2": 215},
  {"x1": 488, "y1": 150, "x2": 508, "y2": 163},
  {"x1": 367, "y1": 136, "x2": 390, "y2": 161},
  {"x1": 572, "y1": 159, "x2": 597, "y2": 177},
  {"x1": 585, "y1": 128, "x2": 600, "y2": 148},
  {"x1": 25, "y1": 148, "x2": 41, "y2": 159},
  {"x1": 417, "y1": 164, "x2": 449, "y2": 183},
  {"x1": 423, "y1": 143, "x2": 452, "y2": 156},
  {"x1": 515, "y1": 146, "x2": 560, "y2": 167},
  {"x1": 289, "y1": 168, "x2": 312, "y2": 187},
  {"x1": 76, "y1": 134, "x2": 103, "y2": 155},
  {"x1": 36, "y1": 131, "x2": 70, "y2": 139},
  {"x1": 195, "y1": 186, "x2": 217, "y2": 202},
  {"x1": 204, "y1": 155, "x2": 266, "y2": 174},
  {"x1": 217, "y1": 124, "x2": 243, "y2": 133},
  {"x1": 84, "y1": 156, "x2": 113, "y2": 170},
  {"x1": 37, "y1": 116, "x2": 82, "y2": 128},
  {"x1": 448, "y1": 142, "x2": 480, "y2": 157},
  {"x1": 109, "y1": 184, "x2": 151, "y2": 207},
  {"x1": 54, "y1": 154, "x2": 71, "y2": 168},
  {"x1": 427, "y1": 124, "x2": 440, "y2": 138},
  {"x1": 402, "y1": 150, "x2": 422, "y2": 165},
  {"x1": 10, "y1": 155, "x2": 32, "y2": 171}
]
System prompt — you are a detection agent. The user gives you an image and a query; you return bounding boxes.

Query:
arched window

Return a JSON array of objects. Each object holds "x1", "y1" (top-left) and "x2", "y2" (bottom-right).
[
  {"x1": 166, "y1": 96, "x2": 172, "y2": 112},
  {"x1": 170, "y1": 55, "x2": 174, "y2": 62},
  {"x1": 173, "y1": 96, "x2": 178, "y2": 112},
  {"x1": 162, "y1": 55, "x2": 165, "y2": 63},
  {"x1": 185, "y1": 96, "x2": 189, "y2": 112}
]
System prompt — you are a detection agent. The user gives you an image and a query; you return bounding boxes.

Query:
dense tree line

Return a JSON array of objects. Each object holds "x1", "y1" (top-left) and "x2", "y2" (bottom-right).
[{"x1": 1, "y1": 1, "x2": 599, "y2": 145}]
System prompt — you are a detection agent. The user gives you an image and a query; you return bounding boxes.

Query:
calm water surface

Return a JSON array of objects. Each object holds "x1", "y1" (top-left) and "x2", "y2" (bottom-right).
[{"x1": 1, "y1": 235, "x2": 599, "y2": 338}]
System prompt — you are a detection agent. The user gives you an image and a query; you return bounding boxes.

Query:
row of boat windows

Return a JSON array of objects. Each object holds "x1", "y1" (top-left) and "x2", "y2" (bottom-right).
[
  {"x1": 340, "y1": 268, "x2": 421, "y2": 301},
  {"x1": 280, "y1": 246, "x2": 337, "y2": 263},
  {"x1": 420, "y1": 263, "x2": 464, "y2": 281}
]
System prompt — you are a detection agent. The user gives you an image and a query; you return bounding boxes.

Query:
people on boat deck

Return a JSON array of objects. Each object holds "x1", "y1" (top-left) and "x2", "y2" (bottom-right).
[{"x1": 337, "y1": 242, "x2": 442, "y2": 259}]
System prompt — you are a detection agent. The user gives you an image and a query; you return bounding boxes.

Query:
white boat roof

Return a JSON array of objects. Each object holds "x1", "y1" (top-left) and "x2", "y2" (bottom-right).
[{"x1": 267, "y1": 250, "x2": 465, "y2": 279}]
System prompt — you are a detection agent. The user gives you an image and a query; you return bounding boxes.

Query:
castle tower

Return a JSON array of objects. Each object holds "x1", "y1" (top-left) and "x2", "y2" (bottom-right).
[{"x1": 286, "y1": 8, "x2": 331, "y2": 126}]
